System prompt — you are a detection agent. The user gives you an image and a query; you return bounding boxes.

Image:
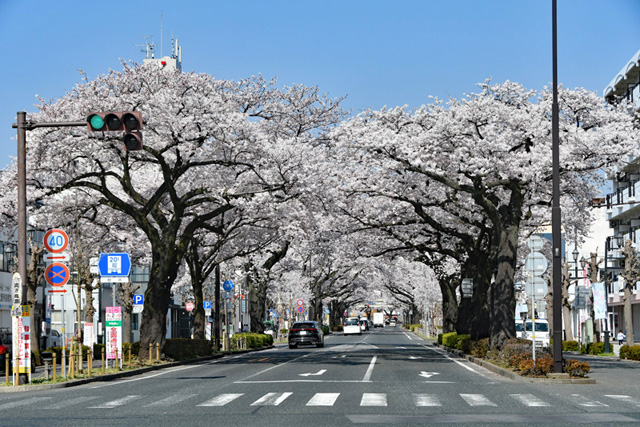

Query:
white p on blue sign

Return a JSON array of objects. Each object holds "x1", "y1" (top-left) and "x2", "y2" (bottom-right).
[
  {"x1": 203, "y1": 301, "x2": 211, "y2": 310},
  {"x1": 133, "y1": 295, "x2": 144, "y2": 305}
]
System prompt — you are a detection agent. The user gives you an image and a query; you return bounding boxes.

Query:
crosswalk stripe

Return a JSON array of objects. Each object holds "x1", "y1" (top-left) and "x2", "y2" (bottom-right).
[
  {"x1": 460, "y1": 394, "x2": 497, "y2": 407},
  {"x1": 197, "y1": 394, "x2": 244, "y2": 407},
  {"x1": 0, "y1": 397, "x2": 52, "y2": 410},
  {"x1": 251, "y1": 392, "x2": 292, "y2": 406},
  {"x1": 42, "y1": 396, "x2": 99, "y2": 409},
  {"x1": 569, "y1": 394, "x2": 608, "y2": 407},
  {"x1": 414, "y1": 394, "x2": 442, "y2": 406},
  {"x1": 89, "y1": 395, "x2": 141, "y2": 408},
  {"x1": 510, "y1": 394, "x2": 550, "y2": 407},
  {"x1": 605, "y1": 395, "x2": 640, "y2": 406},
  {"x1": 306, "y1": 393, "x2": 340, "y2": 406},
  {"x1": 146, "y1": 393, "x2": 198, "y2": 407},
  {"x1": 361, "y1": 393, "x2": 387, "y2": 406}
]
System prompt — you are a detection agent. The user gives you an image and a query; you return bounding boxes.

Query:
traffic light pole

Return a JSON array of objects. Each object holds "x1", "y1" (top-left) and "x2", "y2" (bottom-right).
[{"x1": 12, "y1": 113, "x2": 86, "y2": 384}]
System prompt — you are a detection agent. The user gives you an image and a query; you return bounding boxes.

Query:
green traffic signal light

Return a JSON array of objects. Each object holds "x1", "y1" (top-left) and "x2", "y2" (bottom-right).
[{"x1": 88, "y1": 114, "x2": 105, "y2": 131}]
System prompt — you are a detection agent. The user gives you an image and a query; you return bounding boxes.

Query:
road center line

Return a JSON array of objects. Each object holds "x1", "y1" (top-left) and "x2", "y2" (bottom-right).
[{"x1": 362, "y1": 356, "x2": 377, "y2": 382}]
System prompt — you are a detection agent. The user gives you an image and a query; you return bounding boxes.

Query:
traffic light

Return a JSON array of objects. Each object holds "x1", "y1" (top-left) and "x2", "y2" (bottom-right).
[{"x1": 86, "y1": 111, "x2": 143, "y2": 151}]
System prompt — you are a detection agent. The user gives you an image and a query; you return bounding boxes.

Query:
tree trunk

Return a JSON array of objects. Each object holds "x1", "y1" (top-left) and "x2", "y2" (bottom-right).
[
  {"x1": 441, "y1": 280, "x2": 458, "y2": 334},
  {"x1": 488, "y1": 223, "x2": 518, "y2": 349},
  {"x1": 624, "y1": 286, "x2": 634, "y2": 346},
  {"x1": 248, "y1": 275, "x2": 266, "y2": 334}
]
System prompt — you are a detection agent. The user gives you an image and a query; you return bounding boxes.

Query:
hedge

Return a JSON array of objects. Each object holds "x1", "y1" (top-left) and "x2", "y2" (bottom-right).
[
  {"x1": 437, "y1": 333, "x2": 443, "y2": 345},
  {"x1": 230, "y1": 333, "x2": 274, "y2": 350},
  {"x1": 455, "y1": 334, "x2": 471, "y2": 353},
  {"x1": 442, "y1": 332, "x2": 459, "y2": 348},
  {"x1": 562, "y1": 340, "x2": 579, "y2": 352},
  {"x1": 620, "y1": 344, "x2": 640, "y2": 361},
  {"x1": 163, "y1": 338, "x2": 213, "y2": 361}
]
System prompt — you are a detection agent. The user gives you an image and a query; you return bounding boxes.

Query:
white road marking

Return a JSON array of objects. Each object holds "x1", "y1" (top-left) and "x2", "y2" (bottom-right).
[
  {"x1": 414, "y1": 394, "x2": 442, "y2": 406},
  {"x1": 198, "y1": 393, "x2": 244, "y2": 407},
  {"x1": 569, "y1": 394, "x2": 608, "y2": 407},
  {"x1": 431, "y1": 347, "x2": 489, "y2": 378},
  {"x1": 306, "y1": 393, "x2": 340, "y2": 406},
  {"x1": 605, "y1": 395, "x2": 640, "y2": 406},
  {"x1": 403, "y1": 333, "x2": 413, "y2": 340},
  {"x1": 362, "y1": 356, "x2": 377, "y2": 382},
  {"x1": 460, "y1": 394, "x2": 497, "y2": 407},
  {"x1": 90, "y1": 365, "x2": 199, "y2": 389},
  {"x1": 239, "y1": 353, "x2": 309, "y2": 382},
  {"x1": 42, "y1": 396, "x2": 98, "y2": 409},
  {"x1": 510, "y1": 394, "x2": 550, "y2": 407},
  {"x1": 299, "y1": 369, "x2": 326, "y2": 377},
  {"x1": 89, "y1": 395, "x2": 142, "y2": 408},
  {"x1": 409, "y1": 356, "x2": 421, "y2": 360},
  {"x1": 0, "y1": 397, "x2": 52, "y2": 410},
  {"x1": 251, "y1": 392, "x2": 293, "y2": 406},
  {"x1": 361, "y1": 393, "x2": 387, "y2": 406},
  {"x1": 146, "y1": 393, "x2": 198, "y2": 407}
]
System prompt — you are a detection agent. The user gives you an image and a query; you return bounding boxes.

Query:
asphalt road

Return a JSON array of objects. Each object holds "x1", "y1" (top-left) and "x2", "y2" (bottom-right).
[{"x1": 1, "y1": 326, "x2": 639, "y2": 426}]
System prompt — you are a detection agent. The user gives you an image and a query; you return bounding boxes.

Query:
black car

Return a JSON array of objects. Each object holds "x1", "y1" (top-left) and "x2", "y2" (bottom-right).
[{"x1": 288, "y1": 321, "x2": 324, "y2": 349}]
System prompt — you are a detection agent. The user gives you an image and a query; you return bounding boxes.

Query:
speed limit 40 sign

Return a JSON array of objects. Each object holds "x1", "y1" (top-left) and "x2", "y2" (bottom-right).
[{"x1": 43, "y1": 229, "x2": 69, "y2": 253}]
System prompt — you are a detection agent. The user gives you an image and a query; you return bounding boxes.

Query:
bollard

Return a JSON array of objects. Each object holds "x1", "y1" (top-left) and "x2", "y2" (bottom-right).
[
  {"x1": 4, "y1": 357, "x2": 8, "y2": 384},
  {"x1": 101, "y1": 347, "x2": 105, "y2": 375},
  {"x1": 69, "y1": 344, "x2": 75, "y2": 379},
  {"x1": 128, "y1": 347, "x2": 132, "y2": 368},
  {"x1": 156, "y1": 343, "x2": 160, "y2": 361},
  {"x1": 88, "y1": 351, "x2": 92, "y2": 377},
  {"x1": 149, "y1": 343, "x2": 152, "y2": 364},
  {"x1": 53, "y1": 352, "x2": 57, "y2": 382},
  {"x1": 115, "y1": 348, "x2": 119, "y2": 371},
  {"x1": 78, "y1": 342, "x2": 83, "y2": 374}
]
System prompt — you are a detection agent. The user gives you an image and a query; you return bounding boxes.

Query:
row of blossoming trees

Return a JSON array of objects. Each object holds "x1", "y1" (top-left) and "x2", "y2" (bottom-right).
[{"x1": 1, "y1": 64, "x2": 637, "y2": 357}]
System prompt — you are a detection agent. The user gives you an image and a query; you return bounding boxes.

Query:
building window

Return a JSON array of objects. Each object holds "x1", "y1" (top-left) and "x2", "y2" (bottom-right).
[{"x1": 132, "y1": 313, "x2": 139, "y2": 331}]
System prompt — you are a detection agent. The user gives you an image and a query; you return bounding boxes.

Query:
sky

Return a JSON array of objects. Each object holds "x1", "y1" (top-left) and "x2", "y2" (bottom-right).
[{"x1": 0, "y1": 0, "x2": 639, "y2": 170}]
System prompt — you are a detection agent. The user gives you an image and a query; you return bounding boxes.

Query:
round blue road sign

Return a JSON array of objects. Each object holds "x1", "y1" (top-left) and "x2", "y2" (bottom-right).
[{"x1": 223, "y1": 280, "x2": 234, "y2": 292}]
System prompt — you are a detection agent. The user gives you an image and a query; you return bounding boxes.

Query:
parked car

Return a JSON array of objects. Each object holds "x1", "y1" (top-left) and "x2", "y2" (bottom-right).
[
  {"x1": 515, "y1": 321, "x2": 524, "y2": 339},
  {"x1": 288, "y1": 321, "x2": 324, "y2": 349},
  {"x1": 344, "y1": 317, "x2": 362, "y2": 336},
  {"x1": 389, "y1": 319, "x2": 397, "y2": 327},
  {"x1": 359, "y1": 319, "x2": 369, "y2": 331},
  {"x1": 524, "y1": 319, "x2": 550, "y2": 347}
]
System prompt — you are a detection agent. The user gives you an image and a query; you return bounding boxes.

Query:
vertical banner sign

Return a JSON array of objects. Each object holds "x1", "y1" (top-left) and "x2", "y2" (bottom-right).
[
  {"x1": 83, "y1": 323, "x2": 94, "y2": 347},
  {"x1": 12, "y1": 305, "x2": 31, "y2": 374},
  {"x1": 592, "y1": 282, "x2": 607, "y2": 320},
  {"x1": 105, "y1": 307, "x2": 122, "y2": 360}
]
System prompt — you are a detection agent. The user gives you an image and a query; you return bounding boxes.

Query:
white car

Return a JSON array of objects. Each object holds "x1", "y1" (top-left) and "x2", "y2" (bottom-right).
[
  {"x1": 524, "y1": 319, "x2": 550, "y2": 347},
  {"x1": 343, "y1": 318, "x2": 362, "y2": 335}
]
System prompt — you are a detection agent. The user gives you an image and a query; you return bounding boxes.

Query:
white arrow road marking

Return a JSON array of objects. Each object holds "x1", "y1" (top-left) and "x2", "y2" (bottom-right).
[
  {"x1": 299, "y1": 369, "x2": 327, "y2": 377},
  {"x1": 419, "y1": 371, "x2": 439, "y2": 378}
]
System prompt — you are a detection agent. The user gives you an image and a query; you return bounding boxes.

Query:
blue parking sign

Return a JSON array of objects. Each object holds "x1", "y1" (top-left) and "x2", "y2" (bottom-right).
[
  {"x1": 133, "y1": 294, "x2": 143, "y2": 305},
  {"x1": 204, "y1": 301, "x2": 211, "y2": 310}
]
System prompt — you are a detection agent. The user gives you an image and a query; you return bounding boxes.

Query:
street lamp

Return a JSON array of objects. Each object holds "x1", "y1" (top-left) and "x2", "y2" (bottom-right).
[{"x1": 572, "y1": 248, "x2": 579, "y2": 280}]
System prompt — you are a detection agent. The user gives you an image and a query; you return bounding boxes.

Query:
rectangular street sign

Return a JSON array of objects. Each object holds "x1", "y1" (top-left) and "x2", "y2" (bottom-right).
[
  {"x1": 100, "y1": 276, "x2": 130, "y2": 283},
  {"x1": 132, "y1": 305, "x2": 143, "y2": 314},
  {"x1": 44, "y1": 252, "x2": 71, "y2": 263},
  {"x1": 98, "y1": 253, "x2": 132, "y2": 277}
]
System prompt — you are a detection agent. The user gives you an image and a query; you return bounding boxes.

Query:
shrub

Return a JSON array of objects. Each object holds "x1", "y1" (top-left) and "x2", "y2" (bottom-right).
[
  {"x1": 437, "y1": 333, "x2": 443, "y2": 345},
  {"x1": 230, "y1": 333, "x2": 273, "y2": 350},
  {"x1": 122, "y1": 342, "x2": 140, "y2": 358},
  {"x1": 581, "y1": 342, "x2": 605, "y2": 355},
  {"x1": 163, "y1": 338, "x2": 213, "y2": 361},
  {"x1": 502, "y1": 339, "x2": 532, "y2": 363},
  {"x1": 534, "y1": 354, "x2": 554, "y2": 375},
  {"x1": 442, "y1": 332, "x2": 459, "y2": 348},
  {"x1": 565, "y1": 359, "x2": 590, "y2": 377},
  {"x1": 562, "y1": 340, "x2": 579, "y2": 352},
  {"x1": 280, "y1": 328, "x2": 289, "y2": 335},
  {"x1": 508, "y1": 352, "x2": 530, "y2": 369},
  {"x1": 620, "y1": 344, "x2": 640, "y2": 360},
  {"x1": 471, "y1": 338, "x2": 490, "y2": 358},
  {"x1": 321, "y1": 326, "x2": 330, "y2": 335},
  {"x1": 518, "y1": 359, "x2": 535, "y2": 375},
  {"x1": 455, "y1": 334, "x2": 471, "y2": 353},
  {"x1": 45, "y1": 347, "x2": 65, "y2": 363},
  {"x1": 410, "y1": 324, "x2": 422, "y2": 332},
  {"x1": 332, "y1": 325, "x2": 344, "y2": 332}
]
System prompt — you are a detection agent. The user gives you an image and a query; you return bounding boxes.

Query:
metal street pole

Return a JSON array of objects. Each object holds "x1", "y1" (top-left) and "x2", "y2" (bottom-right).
[
  {"x1": 604, "y1": 237, "x2": 611, "y2": 353},
  {"x1": 550, "y1": 0, "x2": 564, "y2": 373}
]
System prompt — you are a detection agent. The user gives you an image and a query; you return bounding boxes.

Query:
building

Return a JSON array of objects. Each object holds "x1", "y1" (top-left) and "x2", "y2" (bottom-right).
[{"x1": 603, "y1": 48, "x2": 640, "y2": 342}]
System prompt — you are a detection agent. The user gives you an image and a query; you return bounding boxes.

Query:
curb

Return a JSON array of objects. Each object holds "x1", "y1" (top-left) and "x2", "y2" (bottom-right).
[
  {"x1": 435, "y1": 344, "x2": 596, "y2": 384},
  {"x1": 0, "y1": 345, "x2": 275, "y2": 393}
]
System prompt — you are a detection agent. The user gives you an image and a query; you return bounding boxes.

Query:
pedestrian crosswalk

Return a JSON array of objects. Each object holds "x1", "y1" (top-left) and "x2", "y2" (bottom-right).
[{"x1": 1, "y1": 392, "x2": 636, "y2": 411}]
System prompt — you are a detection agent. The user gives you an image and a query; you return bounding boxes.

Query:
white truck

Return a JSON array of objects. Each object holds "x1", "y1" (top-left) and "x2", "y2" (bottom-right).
[{"x1": 373, "y1": 312, "x2": 384, "y2": 328}]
